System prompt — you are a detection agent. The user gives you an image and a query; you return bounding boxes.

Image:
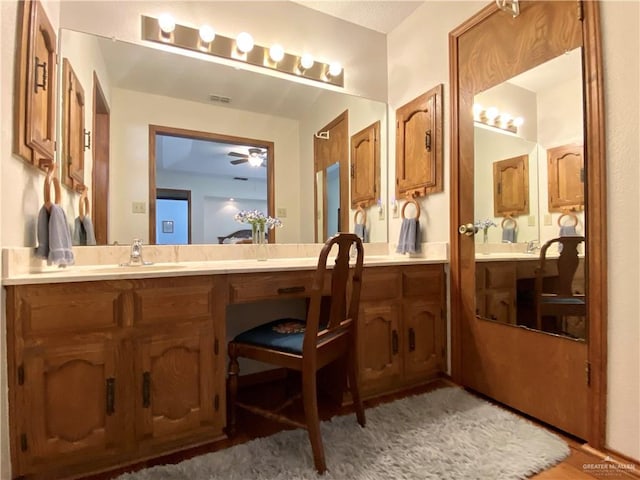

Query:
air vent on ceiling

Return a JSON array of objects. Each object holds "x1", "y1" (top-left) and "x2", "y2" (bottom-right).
[
  {"x1": 209, "y1": 94, "x2": 231, "y2": 104},
  {"x1": 233, "y1": 176, "x2": 248, "y2": 181}
]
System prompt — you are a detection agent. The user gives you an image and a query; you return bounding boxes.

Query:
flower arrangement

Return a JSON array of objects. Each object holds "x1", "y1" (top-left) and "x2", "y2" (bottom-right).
[
  {"x1": 234, "y1": 210, "x2": 282, "y2": 231},
  {"x1": 475, "y1": 218, "x2": 496, "y2": 244}
]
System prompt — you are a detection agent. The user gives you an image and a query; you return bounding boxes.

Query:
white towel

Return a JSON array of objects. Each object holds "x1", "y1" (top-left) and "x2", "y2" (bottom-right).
[
  {"x1": 396, "y1": 218, "x2": 421, "y2": 254},
  {"x1": 47, "y1": 205, "x2": 74, "y2": 266}
]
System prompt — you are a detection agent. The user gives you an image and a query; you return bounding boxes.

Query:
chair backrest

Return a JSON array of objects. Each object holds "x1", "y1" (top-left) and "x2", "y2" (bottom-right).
[
  {"x1": 537, "y1": 236, "x2": 585, "y2": 295},
  {"x1": 303, "y1": 233, "x2": 364, "y2": 357}
]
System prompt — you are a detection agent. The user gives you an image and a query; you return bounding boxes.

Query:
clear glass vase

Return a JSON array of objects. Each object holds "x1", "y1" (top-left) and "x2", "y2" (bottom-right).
[{"x1": 252, "y1": 223, "x2": 268, "y2": 261}]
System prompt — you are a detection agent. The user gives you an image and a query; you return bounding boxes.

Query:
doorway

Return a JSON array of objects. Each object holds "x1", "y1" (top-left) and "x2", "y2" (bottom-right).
[
  {"x1": 148, "y1": 125, "x2": 275, "y2": 244},
  {"x1": 91, "y1": 72, "x2": 110, "y2": 244},
  {"x1": 156, "y1": 188, "x2": 191, "y2": 245},
  {"x1": 449, "y1": 1, "x2": 607, "y2": 446}
]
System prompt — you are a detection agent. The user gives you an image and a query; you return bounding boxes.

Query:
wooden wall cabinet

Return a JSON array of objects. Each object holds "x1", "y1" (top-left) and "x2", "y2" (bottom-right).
[
  {"x1": 475, "y1": 262, "x2": 517, "y2": 324},
  {"x1": 358, "y1": 264, "x2": 446, "y2": 397},
  {"x1": 547, "y1": 144, "x2": 584, "y2": 212},
  {"x1": 395, "y1": 84, "x2": 443, "y2": 198},
  {"x1": 14, "y1": 0, "x2": 57, "y2": 167},
  {"x1": 493, "y1": 154, "x2": 529, "y2": 217},
  {"x1": 62, "y1": 58, "x2": 86, "y2": 188},
  {"x1": 350, "y1": 121, "x2": 380, "y2": 209},
  {"x1": 6, "y1": 276, "x2": 226, "y2": 479}
]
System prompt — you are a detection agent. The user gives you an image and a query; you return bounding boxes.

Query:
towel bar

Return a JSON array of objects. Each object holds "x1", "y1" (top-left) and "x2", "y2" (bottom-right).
[
  {"x1": 43, "y1": 161, "x2": 61, "y2": 211},
  {"x1": 353, "y1": 204, "x2": 367, "y2": 225},
  {"x1": 401, "y1": 198, "x2": 421, "y2": 219}
]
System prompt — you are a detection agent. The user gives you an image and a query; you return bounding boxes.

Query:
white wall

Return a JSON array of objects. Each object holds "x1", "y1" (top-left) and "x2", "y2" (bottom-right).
[
  {"x1": 110, "y1": 88, "x2": 300, "y2": 244},
  {"x1": 600, "y1": 0, "x2": 640, "y2": 462}
]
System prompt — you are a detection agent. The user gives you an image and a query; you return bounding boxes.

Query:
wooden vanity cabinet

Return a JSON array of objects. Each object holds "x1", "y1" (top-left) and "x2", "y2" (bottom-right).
[
  {"x1": 476, "y1": 262, "x2": 517, "y2": 324},
  {"x1": 358, "y1": 264, "x2": 446, "y2": 397},
  {"x1": 6, "y1": 276, "x2": 226, "y2": 480}
]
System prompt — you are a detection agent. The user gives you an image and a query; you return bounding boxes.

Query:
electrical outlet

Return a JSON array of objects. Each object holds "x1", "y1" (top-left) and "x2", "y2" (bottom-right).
[
  {"x1": 132, "y1": 201, "x2": 146, "y2": 214},
  {"x1": 528, "y1": 215, "x2": 536, "y2": 226},
  {"x1": 277, "y1": 207, "x2": 287, "y2": 218}
]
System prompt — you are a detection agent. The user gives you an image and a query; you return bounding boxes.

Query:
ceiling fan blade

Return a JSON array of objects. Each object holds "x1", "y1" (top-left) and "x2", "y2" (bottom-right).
[
  {"x1": 230, "y1": 158, "x2": 248, "y2": 165},
  {"x1": 228, "y1": 151, "x2": 248, "y2": 158}
]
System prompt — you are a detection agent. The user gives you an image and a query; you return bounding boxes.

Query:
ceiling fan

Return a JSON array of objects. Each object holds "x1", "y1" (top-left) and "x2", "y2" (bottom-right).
[{"x1": 228, "y1": 147, "x2": 267, "y2": 167}]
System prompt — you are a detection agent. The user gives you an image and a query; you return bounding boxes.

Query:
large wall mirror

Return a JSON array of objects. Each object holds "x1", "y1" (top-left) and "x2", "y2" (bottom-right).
[
  {"x1": 474, "y1": 47, "x2": 585, "y2": 339},
  {"x1": 57, "y1": 29, "x2": 388, "y2": 246}
]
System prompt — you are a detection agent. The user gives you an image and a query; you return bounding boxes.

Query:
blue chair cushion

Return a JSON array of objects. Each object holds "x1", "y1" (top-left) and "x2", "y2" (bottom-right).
[
  {"x1": 234, "y1": 318, "x2": 307, "y2": 355},
  {"x1": 541, "y1": 297, "x2": 585, "y2": 305}
]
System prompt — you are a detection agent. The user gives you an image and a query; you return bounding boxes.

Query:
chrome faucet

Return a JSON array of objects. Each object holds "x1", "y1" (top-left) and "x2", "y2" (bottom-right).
[
  {"x1": 526, "y1": 239, "x2": 540, "y2": 254},
  {"x1": 129, "y1": 239, "x2": 144, "y2": 265}
]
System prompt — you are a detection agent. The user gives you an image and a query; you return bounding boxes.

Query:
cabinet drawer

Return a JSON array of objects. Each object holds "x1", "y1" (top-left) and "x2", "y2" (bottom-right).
[
  {"x1": 360, "y1": 268, "x2": 401, "y2": 301},
  {"x1": 133, "y1": 285, "x2": 212, "y2": 325},
  {"x1": 484, "y1": 263, "x2": 516, "y2": 289},
  {"x1": 402, "y1": 265, "x2": 443, "y2": 298},
  {"x1": 15, "y1": 283, "x2": 123, "y2": 336},
  {"x1": 229, "y1": 271, "x2": 315, "y2": 303}
]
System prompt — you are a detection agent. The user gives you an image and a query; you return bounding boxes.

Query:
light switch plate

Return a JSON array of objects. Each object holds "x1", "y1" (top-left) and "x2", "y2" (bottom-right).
[
  {"x1": 132, "y1": 201, "x2": 146, "y2": 214},
  {"x1": 528, "y1": 215, "x2": 536, "y2": 226},
  {"x1": 544, "y1": 214, "x2": 552, "y2": 226},
  {"x1": 277, "y1": 207, "x2": 287, "y2": 218}
]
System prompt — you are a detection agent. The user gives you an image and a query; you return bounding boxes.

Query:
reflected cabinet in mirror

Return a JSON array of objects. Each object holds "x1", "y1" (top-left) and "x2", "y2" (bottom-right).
[
  {"x1": 473, "y1": 47, "x2": 586, "y2": 340},
  {"x1": 58, "y1": 29, "x2": 388, "y2": 246}
]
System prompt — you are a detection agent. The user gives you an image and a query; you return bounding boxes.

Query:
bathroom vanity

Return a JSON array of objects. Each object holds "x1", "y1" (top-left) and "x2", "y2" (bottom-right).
[{"x1": 3, "y1": 252, "x2": 446, "y2": 479}]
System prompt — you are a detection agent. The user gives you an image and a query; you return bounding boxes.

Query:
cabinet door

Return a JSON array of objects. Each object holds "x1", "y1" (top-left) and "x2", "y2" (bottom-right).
[
  {"x1": 19, "y1": 340, "x2": 121, "y2": 469},
  {"x1": 547, "y1": 144, "x2": 584, "y2": 212},
  {"x1": 485, "y1": 290, "x2": 516, "y2": 324},
  {"x1": 358, "y1": 302, "x2": 402, "y2": 394},
  {"x1": 135, "y1": 322, "x2": 221, "y2": 449},
  {"x1": 395, "y1": 84, "x2": 443, "y2": 197},
  {"x1": 493, "y1": 154, "x2": 529, "y2": 217},
  {"x1": 62, "y1": 58, "x2": 86, "y2": 187},
  {"x1": 26, "y1": 0, "x2": 57, "y2": 161},
  {"x1": 350, "y1": 121, "x2": 380, "y2": 208},
  {"x1": 403, "y1": 300, "x2": 444, "y2": 381}
]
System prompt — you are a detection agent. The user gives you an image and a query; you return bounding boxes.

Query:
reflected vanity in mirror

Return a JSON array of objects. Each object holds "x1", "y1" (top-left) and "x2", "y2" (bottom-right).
[
  {"x1": 473, "y1": 47, "x2": 586, "y2": 340},
  {"x1": 57, "y1": 29, "x2": 388, "y2": 246}
]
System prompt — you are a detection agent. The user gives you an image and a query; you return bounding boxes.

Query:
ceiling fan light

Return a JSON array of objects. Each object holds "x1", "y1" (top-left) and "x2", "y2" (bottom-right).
[{"x1": 248, "y1": 156, "x2": 263, "y2": 167}]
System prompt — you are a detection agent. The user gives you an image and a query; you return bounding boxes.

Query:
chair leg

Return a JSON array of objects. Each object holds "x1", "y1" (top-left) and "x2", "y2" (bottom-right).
[
  {"x1": 348, "y1": 350, "x2": 366, "y2": 428},
  {"x1": 226, "y1": 342, "x2": 239, "y2": 437},
  {"x1": 302, "y1": 371, "x2": 326, "y2": 474}
]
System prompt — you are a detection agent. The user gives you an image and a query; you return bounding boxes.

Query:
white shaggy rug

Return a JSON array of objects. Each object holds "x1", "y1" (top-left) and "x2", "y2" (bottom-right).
[{"x1": 116, "y1": 387, "x2": 569, "y2": 480}]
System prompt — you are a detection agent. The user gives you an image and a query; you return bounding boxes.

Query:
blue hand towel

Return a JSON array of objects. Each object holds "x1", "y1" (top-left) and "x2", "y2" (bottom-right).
[
  {"x1": 558, "y1": 224, "x2": 578, "y2": 252},
  {"x1": 72, "y1": 217, "x2": 85, "y2": 246},
  {"x1": 47, "y1": 205, "x2": 74, "y2": 266},
  {"x1": 35, "y1": 206, "x2": 50, "y2": 259},
  {"x1": 396, "y1": 218, "x2": 421, "y2": 254},
  {"x1": 82, "y1": 216, "x2": 97, "y2": 246},
  {"x1": 354, "y1": 223, "x2": 369, "y2": 243},
  {"x1": 502, "y1": 226, "x2": 516, "y2": 243}
]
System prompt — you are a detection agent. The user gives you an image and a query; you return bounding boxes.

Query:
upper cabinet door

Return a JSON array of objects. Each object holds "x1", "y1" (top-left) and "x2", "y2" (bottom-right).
[
  {"x1": 493, "y1": 154, "x2": 530, "y2": 217},
  {"x1": 26, "y1": 0, "x2": 57, "y2": 162},
  {"x1": 547, "y1": 144, "x2": 584, "y2": 212},
  {"x1": 62, "y1": 58, "x2": 86, "y2": 188},
  {"x1": 395, "y1": 84, "x2": 443, "y2": 198},
  {"x1": 350, "y1": 121, "x2": 380, "y2": 208}
]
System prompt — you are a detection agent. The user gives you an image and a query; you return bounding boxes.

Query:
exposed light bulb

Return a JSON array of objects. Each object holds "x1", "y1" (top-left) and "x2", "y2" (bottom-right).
[
  {"x1": 300, "y1": 53, "x2": 314, "y2": 70},
  {"x1": 158, "y1": 13, "x2": 176, "y2": 34},
  {"x1": 485, "y1": 107, "x2": 499, "y2": 121},
  {"x1": 269, "y1": 44, "x2": 285, "y2": 62},
  {"x1": 236, "y1": 32, "x2": 254, "y2": 53},
  {"x1": 513, "y1": 117, "x2": 524, "y2": 127},
  {"x1": 199, "y1": 25, "x2": 216, "y2": 43},
  {"x1": 499, "y1": 113, "x2": 512, "y2": 128},
  {"x1": 328, "y1": 61, "x2": 342, "y2": 77},
  {"x1": 248, "y1": 155, "x2": 263, "y2": 167},
  {"x1": 472, "y1": 103, "x2": 483, "y2": 120}
]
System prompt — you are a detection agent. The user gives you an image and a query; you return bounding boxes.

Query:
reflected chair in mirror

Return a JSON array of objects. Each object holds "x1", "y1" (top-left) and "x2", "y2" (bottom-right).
[
  {"x1": 535, "y1": 236, "x2": 586, "y2": 336},
  {"x1": 226, "y1": 233, "x2": 366, "y2": 474}
]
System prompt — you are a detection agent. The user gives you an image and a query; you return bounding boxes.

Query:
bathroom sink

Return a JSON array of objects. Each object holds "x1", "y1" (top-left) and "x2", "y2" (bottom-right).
[{"x1": 85, "y1": 263, "x2": 187, "y2": 274}]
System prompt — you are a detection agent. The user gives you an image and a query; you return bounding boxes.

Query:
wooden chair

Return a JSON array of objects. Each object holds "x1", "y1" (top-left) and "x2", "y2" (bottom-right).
[
  {"x1": 226, "y1": 233, "x2": 366, "y2": 474},
  {"x1": 535, "y1": 236, "x2": 586, "y2": 333}
]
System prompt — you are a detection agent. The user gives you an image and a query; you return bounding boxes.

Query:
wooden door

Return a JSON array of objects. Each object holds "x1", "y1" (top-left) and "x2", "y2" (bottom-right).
[
  {"x1": 449, "y1": 0, "x2": 605, "y2": 442},
  {"x1": 134, "y1": 323, "x2": 221, "y2": 450},
  {"x1": 20, "y1": 340, "x2": 122, "y2": 467},
  {"x1": 92, "y1": 73, "x2": 110, "y2": 244},
  {"x1": 358, "y1": 303, "x2": 402, "y2": 393},
  {"x1": 403, "y1": 300, "x2": 444, "y2": 382}
]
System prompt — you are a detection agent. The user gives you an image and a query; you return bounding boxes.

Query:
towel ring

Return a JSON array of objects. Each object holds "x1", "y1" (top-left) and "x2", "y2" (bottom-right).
[
  {"x1": 353, "y1": 205, "x2": 367, "y2": 225},
  {"x1": 557, "y1": 212, "x2": 579, "y2": 227},
  {"x1": 501, "y1": 215, "x2": 517, "y2": 229},
  {"x1": 401, "y1": 198, "x2": 421, "y2": 219},
  {"x1": 78, "y1": 187, "x2": 90, "y2": 220},
  {"x1": 43, "y1": 162, "x2": 61, "y2": 211}
]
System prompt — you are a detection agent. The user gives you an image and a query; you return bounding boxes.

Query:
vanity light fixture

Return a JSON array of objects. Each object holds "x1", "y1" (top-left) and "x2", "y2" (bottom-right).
[
  {"x1": 473, "y1": 103, "x2": 523, "y2": 134},
  {"x1": 140, "y1": 15, "x2": 344, "y2": 87}
]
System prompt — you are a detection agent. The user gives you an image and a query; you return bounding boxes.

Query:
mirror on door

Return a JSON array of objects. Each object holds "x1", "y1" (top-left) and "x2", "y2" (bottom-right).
[{"x1": 473, "y1": 48, "x2": 586, "y2": 340}]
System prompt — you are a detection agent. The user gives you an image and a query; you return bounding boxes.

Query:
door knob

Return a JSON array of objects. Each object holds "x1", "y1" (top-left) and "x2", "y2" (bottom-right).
[{"x1": 458, "y1": 223, "x2": 478, "y2": 236}]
